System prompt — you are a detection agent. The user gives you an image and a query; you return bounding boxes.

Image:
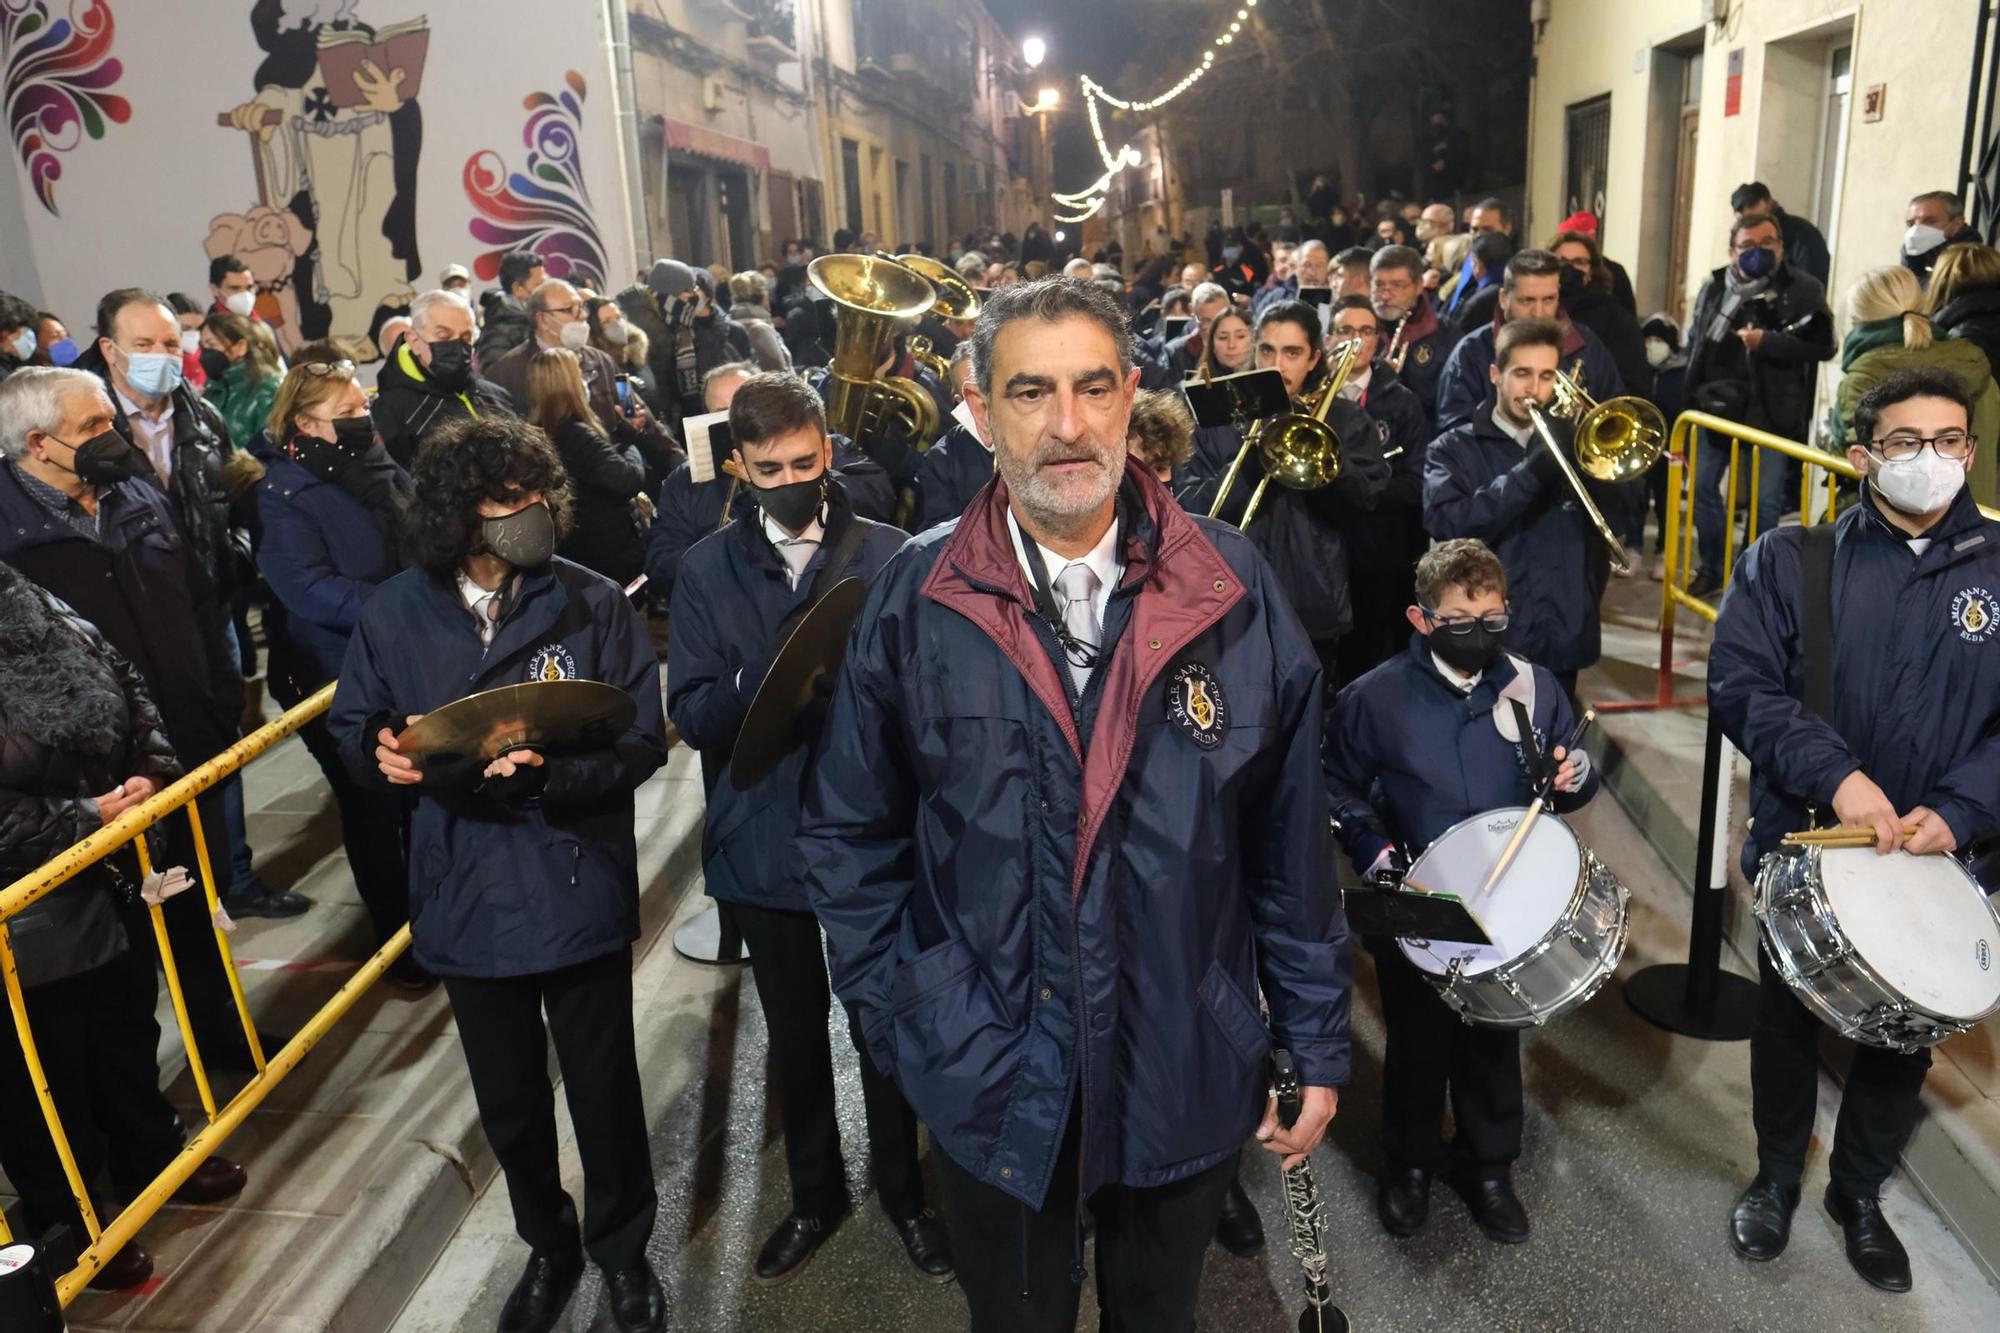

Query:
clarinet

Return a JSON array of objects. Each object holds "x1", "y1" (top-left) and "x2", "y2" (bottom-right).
[{"x1": 1271, "y1": 1048, "x2": 1351, "y2": 1333}]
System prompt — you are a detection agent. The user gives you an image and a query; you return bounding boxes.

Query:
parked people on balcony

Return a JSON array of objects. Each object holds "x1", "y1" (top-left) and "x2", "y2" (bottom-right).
[
  {"x1": 1830, "y1": 264, "x2": 1999, "y2": 508},
  {"x1": 374, "y1": 288, "x2": 514, "y2": 470},
  {"x1": 1731, "y1": 182, "x2": 1831, "y2": 289},
  {"x1": 199, "y1": 310, "x2": 283, "y2": 451},
  {"x1": 474, "y1": 250, "x2": 545, "y2": 373},
  {"x1": 1902, "y1": 190, "x2": 1984, "y2": 287},
  {"x1": 527, "y1": 347, "x2": 649, "y2": 588}
]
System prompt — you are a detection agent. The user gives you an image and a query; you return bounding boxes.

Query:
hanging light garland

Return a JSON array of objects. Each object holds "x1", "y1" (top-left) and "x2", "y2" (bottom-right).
[{"x1": 1050, "y1": 1, "x2": 1257, "y2": 217}]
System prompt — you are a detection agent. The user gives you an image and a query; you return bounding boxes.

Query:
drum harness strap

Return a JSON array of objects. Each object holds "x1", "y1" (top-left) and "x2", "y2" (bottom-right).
[{"x1": 1800, "y1": 522, "x2": 1838, "y2": 830}]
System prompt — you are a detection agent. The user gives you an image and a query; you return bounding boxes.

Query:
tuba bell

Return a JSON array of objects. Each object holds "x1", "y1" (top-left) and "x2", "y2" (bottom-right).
[
  {"x1": 807, "y1": 254, "x2": 941, "y2": 446},
  {"x1": 1522, "y1": 368, "x2": 1667, "y2": 576},
  {"x1": 894, "y1": 252, "x2": 982, "y2": 384},
  {"x1": 1206, "y1": 335, "x2": 1358, "y2": 527}
]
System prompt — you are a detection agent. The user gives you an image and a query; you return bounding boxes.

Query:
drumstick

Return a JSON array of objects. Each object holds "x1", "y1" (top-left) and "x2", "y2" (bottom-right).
[
  {"x1": 1781, "y1": 824, "x2": 1923, "y2": 848},
  {"x1": 1476, "y1": 708, "x2": 1596, "y2": 897}
]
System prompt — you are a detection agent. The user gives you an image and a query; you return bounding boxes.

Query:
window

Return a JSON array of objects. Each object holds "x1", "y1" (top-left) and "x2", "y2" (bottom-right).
[
  {"x1": 1564, "y1": 94, "x2": 1612, "y2": 228},
  {"x1": 841, "y1": 138, "x2": 863, "y2": 233}
]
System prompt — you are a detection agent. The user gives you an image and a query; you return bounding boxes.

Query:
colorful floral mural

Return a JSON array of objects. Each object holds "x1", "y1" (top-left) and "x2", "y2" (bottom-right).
[
  {"x1": 2, "y1": 0, "x2": 129, "y2": 214},
  {"x1": 464, "y1": 69, "x2": 609, "y2": 290}
]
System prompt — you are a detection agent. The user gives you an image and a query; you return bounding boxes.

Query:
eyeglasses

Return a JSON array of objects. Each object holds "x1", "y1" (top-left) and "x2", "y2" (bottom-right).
[
  {"x1": 544, "y1": 304, "x2": 584, "y2": 319},
  {"x1": 1421, "y1": 608, "x2": 1510, "y2": 635},
  {"x1": 1333, "y1": 324, "x2": 1379, "y2": 339},
  {"x1": 1868, "y1": 430, "x2": 1973, "y2": 461},
  {"x1": 1370, "y1": 278, "x2": 1416, "y2": 295},
  {"x1": 297, "y1": 359, "x2": 357, "y2": 378}
]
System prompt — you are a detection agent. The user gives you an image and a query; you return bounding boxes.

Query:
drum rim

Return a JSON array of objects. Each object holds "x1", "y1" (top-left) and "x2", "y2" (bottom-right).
[{"x1": 1435, "y1": 854, "x2": 1632, "y2": 1027}]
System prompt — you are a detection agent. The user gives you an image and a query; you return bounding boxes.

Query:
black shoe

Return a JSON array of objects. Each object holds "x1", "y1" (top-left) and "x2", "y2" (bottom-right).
[
  {"x1": 894, "y1": 1208, "x2": 955, "y2": 1281},
  {"x1": 222, "y1": 879, "x2": 312, "y2": 919},
  {"x1": 386, "y1": 955, "x2": 436, "y2": 991},
  {"x1": 1825, "y1": 1185, "x2": 1912, "y2": 1293},
  {"x1": 1449, "y1": 1171, "x2": 1529, "y2": 1244},
  {"x1": 603, "y1": 1261, "x2": 666, "y2": 1333},
  {"x1": 204, "y1": 1031, "x2": 290, "y2": 1074},
  {"x1": 1377, "y1": 1166, "x2": 1432, "y2": 1238},
  {"x1": 1687, "y1": 570, "x2": 1724, "y2": 599},
  {"x1": 1728, "y1": 1173, "x2": 1801, "y2": 1261},
  {"x1": 497, "y1": 1246, "x2": 584, "y2": 1333},
  {"x1": 1213, "y1": 1177, "x2": 1266, "y2": 1256},
  {"x1": 754, "y1": 1207, "x2": 847, "y2": 1285}
]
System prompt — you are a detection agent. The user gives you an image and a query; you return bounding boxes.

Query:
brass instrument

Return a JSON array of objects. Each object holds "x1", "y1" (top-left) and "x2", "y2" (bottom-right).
[
  {"x1": 1384, "y1": 311, "x2": 1411, "y2": 373},
  {"x1": 1206, "y1": 335, "x2": 1360, "y2": 527},
  {"x1": 1523, "y1": 368, "x2": 1667, "y2": 577},
  {"x1": 807, "y1": 254, "x2": 941, "y2": 446},
  {"x1": 895, "y1": 251, "x2": 982, "y2": 384}
]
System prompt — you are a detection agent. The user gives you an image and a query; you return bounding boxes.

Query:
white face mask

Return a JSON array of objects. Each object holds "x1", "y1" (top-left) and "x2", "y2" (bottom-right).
[
  {"x1": 224, "y1": 289, "x2": 257, "y2": 318},
  {"x1": 179, "y1": 328, "x2": 201, "y2": 356},
  {"x1": 601, "y1": 318, "x2": 631, "y2": 346},
  {"x1": 1644, "y1": 338, "x2": 1671, "y2": 368},
  {"x1": 1903, "y1": 222, "x2": 1948, "y2": 257},
  {"x1": 559, "y1": 319, "x2": 592, "y2": 351},
  {"x1": 1874, "y1": 447, "x2": 1966, "y2": 515}
]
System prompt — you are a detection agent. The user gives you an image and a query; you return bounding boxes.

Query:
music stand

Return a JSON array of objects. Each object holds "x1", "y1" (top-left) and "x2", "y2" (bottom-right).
[
  {"x1": 1182, "y1": 368, "x2": 1289, "y2": 432},
  {"x1": 1343, "y1": 884, "x2": 1493, "y2": 945}
]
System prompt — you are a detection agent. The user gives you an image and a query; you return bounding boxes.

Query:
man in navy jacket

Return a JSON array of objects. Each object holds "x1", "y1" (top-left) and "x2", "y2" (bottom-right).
[
  {"x1": 1325, "y1": 539, "x2": 1596, "y2": 1244},
  {"x1": 1424, "y1": 318, "x2": 1632, "y2": 699},
  {"x1": 665, "y1": 372, "x2": 949, "y2": 1286},
  {"x1": 329, "y1": 418, "x2": 669, "y2": 1333},
  {"x1": 1432, "y1": 249, "x2": 1624, "y2": 433},
  {"x1": 1710, "y1": 369, "x2": 2000, "y2": 1295},
  {"x1": 914, "y1": 343, "x2": 994, "y2": 530},
  {"x1": 801, "y1": 279, "x2": 1348, "y2": 1332}
]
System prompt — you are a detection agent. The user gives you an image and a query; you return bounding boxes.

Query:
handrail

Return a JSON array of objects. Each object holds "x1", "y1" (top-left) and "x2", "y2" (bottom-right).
[{"x1": 0, "y1": 681, "x2": 412, "y2": 1304}]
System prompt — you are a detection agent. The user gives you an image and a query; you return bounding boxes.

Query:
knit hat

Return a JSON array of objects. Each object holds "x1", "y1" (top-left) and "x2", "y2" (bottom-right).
[{"x1": 648, "y1": 259, "x2": 699, "y2": 298}]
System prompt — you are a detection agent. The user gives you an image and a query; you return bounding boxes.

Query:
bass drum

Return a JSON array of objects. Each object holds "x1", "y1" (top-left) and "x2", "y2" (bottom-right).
[
  {"x1": 1399, "y1": 808, "x2": 1630, "y2": 1028},
  {"x1": 1755, "y1": 846, "x2": 2000, "y2": 1051}
]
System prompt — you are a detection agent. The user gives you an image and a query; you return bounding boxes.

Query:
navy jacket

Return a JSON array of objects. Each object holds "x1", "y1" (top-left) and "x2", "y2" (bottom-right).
[
  {"x1": 914, "y1": 423, "x2": 995, "y2": 531},
  {"x1": 329, "y1": 559, "x2": 668, "y2": 977},
  {"x1": 255, "y1": 454, "x2": 401, "y2": 686},
  {"x1": 1388, "y1": 295, "x2": 1453, "y2": 424},
  {"x1": 667, "y1": 482, "x2": 906, "y2": 911},
  {"x1": 1433, "y1": 315, "x2": 1624, "y2": 433},
  {"x1": 1710, "y1": 488, "x2": 2000, "y2": 876},
  {"x1": 801, "y1": 461, "x2": 1349, "y2": 1209},
  {"x1": 1423, "y1": 405, "x2": 1623, "y2": 675},
  {"x1": 1325, "y1": 635, "x2": 1597, "y2": 875},
  {"x1": 1344, "y1": 366, "x2": 1431, "y2": 578}
]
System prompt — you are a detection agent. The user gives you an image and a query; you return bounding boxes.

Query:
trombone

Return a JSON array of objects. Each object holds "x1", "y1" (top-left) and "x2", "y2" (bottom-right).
[
  {"x1": 1206, "y1": 335, "x2": 1360, "y2": 527},
  {"x1": 1522, "y1": 368, "x2": 1667, "y2": 576}
]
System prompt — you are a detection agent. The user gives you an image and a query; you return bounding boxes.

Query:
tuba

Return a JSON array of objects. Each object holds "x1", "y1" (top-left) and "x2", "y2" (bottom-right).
[
  {"x1": 807, "y1": 254, "x2": 941, "y2": 446},
  {"x1": 894, "y1": 251, "x2": 982, "y2": 383},
  {"x1": 1206, "y1": 335, "x2": 1359, "y2": 527},
  {"x1": 1523, "y1": 368, "x2": 1667, "y2": 576}
]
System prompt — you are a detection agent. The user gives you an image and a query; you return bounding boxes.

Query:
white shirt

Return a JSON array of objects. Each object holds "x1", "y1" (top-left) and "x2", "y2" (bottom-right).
[
  {"x1": 1432, "y1": 651, "x2": 1481, "y2": 693},
  {"x1": 762, "y1": 506, "x2": 826, "y2": 590},
  {"x1": 1490, "y1": 403, "x2": 1535, "y2": 449},
  {"x1": 457, "y1": 572, "x2": 504, "y2": 646},
  {"x1": 1908, "y1": 537, "x2": 1933, "y2": 557},
  {"x1": 1006, "y1": 508, "x2": 1120, "y2": 631},
  {"x1": 116, "y1": 386, "x2": 175, "y2": 481}
]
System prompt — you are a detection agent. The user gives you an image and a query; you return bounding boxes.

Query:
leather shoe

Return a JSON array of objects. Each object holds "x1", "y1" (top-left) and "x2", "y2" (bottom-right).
[
  {"x1": 1728, "y1": 1173, "x2": 1800, "y2": 1261},
  {"x1": 222, "y1": 879, "x2": 312, "y2": 919},
  {"x1": 754, "y1": 1206, "x2": 847, "y2": 1284},
  {"x1": 1213, "y1": 1177, "x2": 1266, "y2": 1256},
  {"x1": 603, "y1": 1261, "x2": 666, "y2": 1332},
  {"x1": 1377, "y1": 1166, "x2": 1432, "y2": 1238},
  {"x1": 1449, "y1": 1171, "x2": 1529, "y2": 1244},
  {"x1": 895, "y1": 1208, "x2": 955, "y2": 1280},
  {"x1": 1825, "y1": 1184, "x2": 1912, "y2": 1293},
  {"x1": 497, "y1": 1245, "x2": 584, "y2": 1333},
  {"x1": 172, "y1": 1156, "x2": 247, "y2": 1205},
  {"x1": 86, "y1": 1242, "x2": 154, "y2": 1291}
]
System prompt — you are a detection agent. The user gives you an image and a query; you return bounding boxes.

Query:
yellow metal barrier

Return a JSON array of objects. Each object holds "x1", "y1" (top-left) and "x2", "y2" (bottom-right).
[{"x1": 0, "y1": 683, "x2": 412, "y2": 1305}]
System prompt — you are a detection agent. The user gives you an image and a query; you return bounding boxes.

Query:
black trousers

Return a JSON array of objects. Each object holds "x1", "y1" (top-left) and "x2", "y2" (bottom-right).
[
  {"x1": 1751, "y1": 949, "x2": 1932, "y2": 1196},
  {"x1": 443, "y1": 949, "x2": 657, "y2": 1270},
  {"x1": 935, "y1": 1101, "x2": 1237, "y2": 1333},
  {"x1": 0, "y1": 948, "x2": 185, "y2": 1259},
  {"x1": 725, "y1": 901, "x2": 925, "y2": 1221},
  {"x1": 294, "y1": 714, "x2": 410, "y2": 946},
  {"x1": 1369, "y1": 937, "x2": 1523, "y2": 1178}
]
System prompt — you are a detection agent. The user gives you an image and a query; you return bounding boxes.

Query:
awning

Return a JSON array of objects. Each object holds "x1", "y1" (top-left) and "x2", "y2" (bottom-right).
[{"x1": 664, "y1": 118, "x2": 771, "y2": 173}]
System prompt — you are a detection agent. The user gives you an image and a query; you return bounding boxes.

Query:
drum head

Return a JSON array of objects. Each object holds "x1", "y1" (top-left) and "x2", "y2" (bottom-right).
[
  {"x1": 1819, "y1": 848, "x2": 2000, "y2": 1021},
  {"x1": 1401, "y1": 808, "x2": 1583, "y2": 977}
]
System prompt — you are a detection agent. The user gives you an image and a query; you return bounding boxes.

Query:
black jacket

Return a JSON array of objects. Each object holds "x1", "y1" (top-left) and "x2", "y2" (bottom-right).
[
  {"x1": 1932, "y1": 285, "x2": 2000, "y2": 385},
  {"x1": 1345, "y1": 368, "x2": 1431, "y2": 576},
  {"x1": 914, "y1": 423, "x2": 995, "y2": 531},
  {"x1": 474, "y1": 293, "x2": 532, "y2": 374},
  {"x1": 0, "y1": 564, "x2": 181, "y2": 989},
  {"x1": 373, "y1": 343, "x2": 515, "y2": 470},
  {"x1": 1775, "y1": 207, "x2": 1832, "y2": 288},
  {"x1": 548, "y1": 416, "x2": 647, "y2": 587},
  {"x1": 1682, "y1": 262, "x2": 1834, "y2": 439},
  {"x1": 87, "y1": 368, "x2": 243, "y2": 598},
  {"x1": 613, "y1": 284, "x2": 752, "y2": 425},
  {"x1": 1565, "y1": 280, "x2": 1652, "y2": 406}
]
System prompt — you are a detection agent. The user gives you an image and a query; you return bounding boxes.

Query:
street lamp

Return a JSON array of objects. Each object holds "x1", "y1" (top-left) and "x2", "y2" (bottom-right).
[
  {"x1": 1036, "y1": 86, "x2": 1060, "y2": 111},
  {"x1": 1023, "y1": 35, "x2": 1046, "y2": 69}
]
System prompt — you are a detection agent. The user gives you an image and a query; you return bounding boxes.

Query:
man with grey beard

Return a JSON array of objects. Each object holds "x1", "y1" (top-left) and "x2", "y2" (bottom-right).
[{"x1": 801, "y1": 278, "x2": 1350, "y2": 1331}]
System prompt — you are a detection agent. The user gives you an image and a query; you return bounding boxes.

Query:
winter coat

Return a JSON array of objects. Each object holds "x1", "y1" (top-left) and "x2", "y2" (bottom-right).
[
  {"x1": 666, "y1": 482, "x2": 905, "y2": 911},
  {"x1": 1388, "y1": 294, "x2": 1453, "y2": 423},
  {"x1": 473, "y1": 293, "x2": 532, "y2": 374},
  {"x1": 1434, "y1": 315, "x2": 1625, "y2": 433},
  {"x1": 1565, "y1": 281, "x2": 1652, "y2": 407},
  {"x1": 547, "y1": 416, "x2": 647, "y2": 587},
  {"x1": 914, "y1": 423, "x2": 995, "y2": 531},
  {"x1": 800, "y1": 461, "x2": 1349, "y2": 1208},
  {"x1": 1774, "y1": 207, "x2": 1832, "y2": 288},
  {"x1": 207, "y1": 361, "x2": 280, "y2": 459},
  {"x1": 329, "y1": 558, "x2": 668, "y2": 977},
  {"x1": 0, "y1": 564, "x2": 180, "y2": 989},
  {"x1": 254, "y1": 452, "x2": 402, "y2": 687},
  {"x1": 728, "y1": 301, "x2": 792, "y2": 372},
  {"x1": 372, "y1": 343, "x2": 516, "y2": 471},
  {"x1": 1831, "y1": 325, "x2": 2000, "y2": 507},
  {"x1": 1682, "y1": 262, "x2": 1834, "y2": 440},
  {"x1": 1709, "y1": 487, "x2": 2000, "y2": 875},
  {"x1": 484, "y1": 340, "x2": 679, "y2": 482},
  {"x1": 1342, "y1": 365, "x2": 1431, "y2": 578}
]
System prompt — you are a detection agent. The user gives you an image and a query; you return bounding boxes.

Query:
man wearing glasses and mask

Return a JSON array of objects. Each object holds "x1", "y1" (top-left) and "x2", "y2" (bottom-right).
[{"x1": 1323, "y1": 538, "x2": 1595, "y2": 1245}]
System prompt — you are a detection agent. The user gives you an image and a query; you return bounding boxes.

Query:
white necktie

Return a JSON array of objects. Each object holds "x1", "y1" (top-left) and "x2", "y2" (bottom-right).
[{"x1": 1053, "y1": 562, "x2": 1102, "y2": 695}]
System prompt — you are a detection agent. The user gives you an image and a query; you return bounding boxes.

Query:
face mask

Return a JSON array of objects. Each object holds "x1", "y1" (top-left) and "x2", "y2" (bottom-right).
[
  {"x1": 1873, "y1": 448, "x2": 1966, "y2": 515},
  {"x1": 600, "y1": 318, "x2": 630, "y2": 346},
  {"x1": 1734, "y1": 246, "x2": 1778, "y2": 280},
  {"x1": 480, "y1": 500, "x2": 556, "y2": 569},
  {"x1": 1429, "y1": 622, "x2": 1504, "y2": 675},
  {"x1": 331, "y1": 415, "x2": 375, "y2": 452},
  {"x1": 46, "y1": 337, "x2": 78, "y2": 367},
  {"x1": 122, "y1": 349, "x2": 184, "y2": 397},
  {"x1": 1645, "y1": 338, "x2": 1671, "y2": 368},
  {"x1": 752, "y1": 471, "x2": 826, "y2": 533},
  {"x1": 424, "y1": 337, "x2": 473, "y2": 387},
  {"x1": 1221, "y1": 246, "x2": 1243, "y2": 264},
  {"x1": 48, "y1": 429, "x2": 147, "y2": 486},
  {"x1": 178, "y1": 328, "x2": 201, "y2": 356},
  {"x1": 558, "y1": 319, "x2": 592, "y2": 351},
  {"x1": 7, "y1": 328, "x2": 35, "y2": 361},
  {"x1": 1903, "y1": 223, "x2": 1948, "y2": 258},
  {"x1": 224, "y1": 290, "x2": 257, "y2": 318},
  {"x1": 198, "y1": 347, "x2": 231, "y2": 382}
]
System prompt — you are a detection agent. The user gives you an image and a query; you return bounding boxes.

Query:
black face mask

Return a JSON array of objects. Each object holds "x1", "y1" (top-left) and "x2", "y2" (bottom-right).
[
  {"x1": 424, "y1": 337, "x2": 473, "y2": 388},
  {"x1": 753, "y1": 472, "x2": 826, "y2": 533},
  {"x1": 480, "y1": 500, "x2": 556, "y2": 569},
  {"x1": 198, "y1": 347, "x2": 231, "y2": 382},
  {"x1": 1430, "y1": 624, "x2": 1504, "y2": 675},
  {"x1": 50, "y1": 429, "x2": 147, "y2": 486},
  {"x1": 331, "y1": 415, "x2": 375, "y2": 452}
]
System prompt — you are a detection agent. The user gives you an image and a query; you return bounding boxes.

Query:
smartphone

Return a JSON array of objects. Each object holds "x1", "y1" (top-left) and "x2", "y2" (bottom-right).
[
  {"x1": 614, "y1": 374, "x2": 635, "y2": 415},
  {"x1": 1162, "y1": 316, "x2": 1191, "y2": 341},
  {"x1": 1297, "y1": 286, "x2": 1332, "y2": 307}
]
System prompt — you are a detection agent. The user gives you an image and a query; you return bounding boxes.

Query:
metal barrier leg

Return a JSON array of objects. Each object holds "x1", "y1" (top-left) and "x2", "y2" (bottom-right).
[
  {"x1": 0, "y1": 926, "x2": 103, "y2": 1249},
  {"x1": 1625, "y1": 711, "x2": 1760, "y2": 1039}
]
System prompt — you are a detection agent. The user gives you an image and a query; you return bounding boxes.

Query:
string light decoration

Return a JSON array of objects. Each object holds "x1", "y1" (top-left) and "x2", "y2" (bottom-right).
[{"x1": 1049, "y1": 1, "x2": 1259, "y2": 217}]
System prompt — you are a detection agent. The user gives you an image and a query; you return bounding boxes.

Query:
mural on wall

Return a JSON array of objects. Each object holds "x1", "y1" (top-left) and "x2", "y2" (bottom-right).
[
  {"x1": 210, "y1": 0, "x2": 425, "y2": 353},
  {"x1": 2, "y1": 0, "x2": 129, "y2": 215},
  {"x1": 465, "y1": 69, "x2": 609, "y2": 292}
]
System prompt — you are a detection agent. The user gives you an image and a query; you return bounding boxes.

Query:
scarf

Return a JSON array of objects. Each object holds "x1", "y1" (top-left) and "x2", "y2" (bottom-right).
[
  {"x1": 1708, "y1": 265, "x2": 1774, "y2": 344},
  {"x1": 1839, "y1": 316, "x2": 1911, "y2": 372}
]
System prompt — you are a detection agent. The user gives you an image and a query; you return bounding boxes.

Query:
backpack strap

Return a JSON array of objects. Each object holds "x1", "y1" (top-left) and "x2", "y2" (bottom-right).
[{"x1": 1800, "y1": 523, "x2": 1836, "y2": 723}]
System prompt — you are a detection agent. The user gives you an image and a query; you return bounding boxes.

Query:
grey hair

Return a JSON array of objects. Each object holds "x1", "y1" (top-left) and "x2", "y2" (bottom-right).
[
  {"x1": 1297, "y1": 239, "x2": 1328, "y2": 260},
  {"x1": 525, "y1": 279, "x2": 577, "y2": 320},
  {"x1": 969, "y1": 276, "x2": 1132, "y2": 396},
  {"x1": 410, "y1": 287, "x2": 472, "y2": 330},
  {"x1": 947, "y1": 339, "x2": 975, "y2": 372},
  {"x1": 1371, "y1": 245, "x2": 1425, "y2": 279},
  {"x1": 955, "y1": 251, "x2": 988, "y2": 279},
  {"x1": 701, "y1": 360, "x2": 756, "y2": 395},
  {"x1": 1189, "y1": 281, "x2": 1228, "y2": 308},
  {"x1": 0, "y1": 367, "x2": 107, "y2": 459}
]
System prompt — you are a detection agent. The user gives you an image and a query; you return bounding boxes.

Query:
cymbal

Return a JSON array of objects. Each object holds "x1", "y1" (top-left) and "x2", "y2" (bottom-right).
[
  {"x1": 396, "y1": 679, "x2": 637, "y2": 763},
  {"x1": 729, "y1": 577, "x2": 870, "y2": 788}
]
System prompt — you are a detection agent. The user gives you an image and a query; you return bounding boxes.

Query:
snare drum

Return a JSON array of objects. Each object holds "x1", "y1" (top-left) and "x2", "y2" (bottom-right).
[
  {"x1": 1755, "y1": 846, "x2": 2000, "y2": 1051},
  {"x1": 1399, "y1": 808, "x2": 1630, "y2": 1028}
]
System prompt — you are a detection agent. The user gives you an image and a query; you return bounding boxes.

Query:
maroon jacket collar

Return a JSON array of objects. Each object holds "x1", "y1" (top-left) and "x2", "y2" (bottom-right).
[
  {"x1": 921, "y1": 457, "x2": 1247, "y2": 896},
  {"x1": 1489, "y1": 307, "x2": 1586, "y2": 356},
  {"x1": 1402, "y1": 294, "x2": 1441, "y2": 344}
]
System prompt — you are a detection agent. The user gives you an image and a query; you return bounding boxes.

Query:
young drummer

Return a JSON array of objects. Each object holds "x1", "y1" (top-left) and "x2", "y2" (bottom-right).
[{"x1": 1321, "y1": 538, "x2": 1597, "y2": 1244}]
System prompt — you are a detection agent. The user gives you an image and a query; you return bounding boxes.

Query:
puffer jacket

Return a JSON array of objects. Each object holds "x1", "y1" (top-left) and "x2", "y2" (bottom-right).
[{"x1": 1831, "y1": 329, "x2": 2000, "y2": 507}]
